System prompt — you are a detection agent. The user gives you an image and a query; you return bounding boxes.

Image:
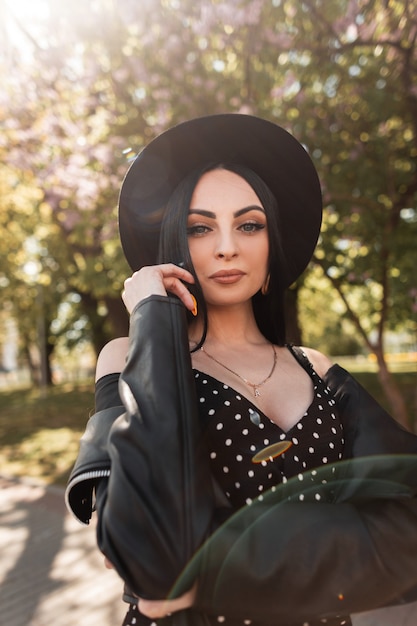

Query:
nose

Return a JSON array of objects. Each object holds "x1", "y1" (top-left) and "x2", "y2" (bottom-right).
[{"x1": 215, "y1": 229, "x2": 238, "y2": 260}]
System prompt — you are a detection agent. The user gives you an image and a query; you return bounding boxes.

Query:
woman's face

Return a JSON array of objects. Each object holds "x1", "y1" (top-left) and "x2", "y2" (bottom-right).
[{"x1": 187, "y1": 168, "x2": 269, "y2": 308}]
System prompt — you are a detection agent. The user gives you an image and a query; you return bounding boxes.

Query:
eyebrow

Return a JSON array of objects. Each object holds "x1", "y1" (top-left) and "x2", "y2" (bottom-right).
[{"x1": 188, "y1": 205, "x2": 265, "y2": 218}]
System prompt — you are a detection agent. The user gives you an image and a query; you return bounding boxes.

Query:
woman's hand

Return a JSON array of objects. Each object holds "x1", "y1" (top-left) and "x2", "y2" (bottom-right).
[
  {"x1": 138, "y1": 584, "x2": 197, "y2": 619},
  {"x1": 122, "y1": 264, "x2": 196, "y2": 315},
  {"x1": 104, "y1": 557, "x2": 196, "y2": 618}
]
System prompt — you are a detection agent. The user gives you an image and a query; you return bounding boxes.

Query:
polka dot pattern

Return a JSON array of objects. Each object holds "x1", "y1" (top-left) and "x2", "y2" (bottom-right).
[
  {"x1": 189, "y1": 348, "x2": 350, "y2": 626},
  {"x1": 122, "y1": 603, "x2": 351, "y2": 626},
  {"x1": 194, "y1": 356, "x2": 344, "y2": 510}
]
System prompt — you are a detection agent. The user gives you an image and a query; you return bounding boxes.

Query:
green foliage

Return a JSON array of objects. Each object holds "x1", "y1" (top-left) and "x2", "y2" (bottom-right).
[
  {"x1": 299, "y1": 269, "x2": 364, "y2": 356},
  {"x1": 0, "y1": 0, "x2": 416, "y2": 395}
]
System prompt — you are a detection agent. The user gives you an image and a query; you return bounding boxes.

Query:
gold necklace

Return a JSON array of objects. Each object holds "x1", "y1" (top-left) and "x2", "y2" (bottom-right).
[{"x1": 200, "y1": 343, "x2": 277, "y2": 397}]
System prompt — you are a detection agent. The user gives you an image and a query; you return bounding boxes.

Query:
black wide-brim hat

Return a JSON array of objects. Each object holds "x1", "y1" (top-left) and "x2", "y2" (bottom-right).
[{"x1": 119, "y1": 113, "x2": 322, "y2": 287}]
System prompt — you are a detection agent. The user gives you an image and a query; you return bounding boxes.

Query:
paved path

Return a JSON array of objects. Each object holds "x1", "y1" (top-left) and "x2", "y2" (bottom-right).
[
  {"x1": 0, "y1": 476, "x2": 126, "y2": 625},
  {"x1": 1, "y1": 475, "x2": 417, "y2": 626}
]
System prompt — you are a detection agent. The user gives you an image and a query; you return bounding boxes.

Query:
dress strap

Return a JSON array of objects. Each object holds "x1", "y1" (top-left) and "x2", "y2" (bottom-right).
[{"x1": 286, "y1": 344, "x2": 315, "y2": 377}]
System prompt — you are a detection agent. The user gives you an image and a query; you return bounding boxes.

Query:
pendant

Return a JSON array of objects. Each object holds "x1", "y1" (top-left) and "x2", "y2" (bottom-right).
[
  {"x1": 254, "y1": 388, "x2": 260, "y2": 397},
  {"x1": 249, "y1": 409, "x2": 261, "y2": 426}
]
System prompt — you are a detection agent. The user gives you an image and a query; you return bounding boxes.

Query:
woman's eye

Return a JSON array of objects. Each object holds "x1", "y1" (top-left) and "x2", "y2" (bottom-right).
[
  {"x1": 187, "y1": 224, "x2": 211, "y2": 236},
  {"x1": 239, "y1": 222, "x2": 266, "y2": 233}
]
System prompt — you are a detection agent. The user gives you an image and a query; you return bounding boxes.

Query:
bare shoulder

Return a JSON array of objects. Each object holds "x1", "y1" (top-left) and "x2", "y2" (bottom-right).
[
  {"x1": 95, "y1": 337, "x2": 129, "y2": 381},
  {"x1": 301, "y1": 347, "x2": 334, "y2": 379}
]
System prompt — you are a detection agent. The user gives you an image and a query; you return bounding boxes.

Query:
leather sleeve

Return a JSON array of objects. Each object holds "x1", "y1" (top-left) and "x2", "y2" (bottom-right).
[
  {"x1": 192, "y1": 492, "x2": 417, "y2": 622},
  {"x1": 65, "y1": 371, "x2": 124, "y2": 524},
  {"x1": 95, "y1": 295, "x2": 215, "y2": 600},
  {"x1": 324, "y1": 363, "x2": 417, "y2": 459}
]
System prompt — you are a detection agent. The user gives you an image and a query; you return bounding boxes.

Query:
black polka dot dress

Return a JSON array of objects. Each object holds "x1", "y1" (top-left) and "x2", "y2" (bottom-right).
[
  {"x1": 122, "y1": 347, "x2": 352, "y2": 626},
  {"x1": 195, "y1": 349, "x2": 344, "y2": 510}
]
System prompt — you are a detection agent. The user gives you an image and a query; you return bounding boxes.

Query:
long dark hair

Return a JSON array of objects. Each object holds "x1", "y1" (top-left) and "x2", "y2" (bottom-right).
[{"x1": 158, "y1": 162, "x2": 288, "y2": 348}]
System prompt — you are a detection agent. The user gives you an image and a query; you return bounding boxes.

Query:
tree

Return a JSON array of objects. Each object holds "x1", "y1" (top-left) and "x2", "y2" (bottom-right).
[
  {"x1": 0, "y1": 0, "x2": 415, "y2": 422},
  {"x1": 286, "y1": 0, "x2": 417, "y2": 426},
  {"x1": 1, "y1": 0, "x2": 131, "y2": 382}
]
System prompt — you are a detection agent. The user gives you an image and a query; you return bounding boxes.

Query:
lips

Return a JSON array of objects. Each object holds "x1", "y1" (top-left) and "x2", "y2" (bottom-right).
[{"x1": 209, "y1": 270, "x2": 245, "y2": 284}]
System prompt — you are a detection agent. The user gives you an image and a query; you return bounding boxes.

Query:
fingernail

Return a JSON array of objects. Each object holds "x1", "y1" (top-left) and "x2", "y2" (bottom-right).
[{"x1": 191, "y1": 295, "x2": 198, "y2": 317}]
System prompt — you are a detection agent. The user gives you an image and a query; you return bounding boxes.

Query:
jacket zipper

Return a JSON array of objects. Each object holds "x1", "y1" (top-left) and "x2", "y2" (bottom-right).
[{"x1": 65, "y1": 469, "x2": 110, "y2": 524}]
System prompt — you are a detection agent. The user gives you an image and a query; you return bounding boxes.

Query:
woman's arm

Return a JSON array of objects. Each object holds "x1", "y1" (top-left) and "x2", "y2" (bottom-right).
[
  {"x1": 65, "y1": 342, "x2": 127, "y2": 525},
  {"x1": 95, "y1": 337, "x2": 129, "y2": 381},
  {"x1": 95, "y1": 295, "x2": 215, "y2": 600},
  {"x1": 191, "y1": 492, "x2": 417, "y2": 622},
  {"x1": 67, "y1": 262, "x2": 196, "y2": 524}
]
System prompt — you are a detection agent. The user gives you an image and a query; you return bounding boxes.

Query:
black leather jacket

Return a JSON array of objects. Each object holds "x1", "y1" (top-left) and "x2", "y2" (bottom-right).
[{"x1": 66, "y1": 295, "x2": 417, "y2": 623}]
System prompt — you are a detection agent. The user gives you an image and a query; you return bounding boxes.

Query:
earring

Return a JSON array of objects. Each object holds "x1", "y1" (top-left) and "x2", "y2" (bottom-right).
[{"x1": 261, "y1": 273, "x2": 270, "y2": 296}]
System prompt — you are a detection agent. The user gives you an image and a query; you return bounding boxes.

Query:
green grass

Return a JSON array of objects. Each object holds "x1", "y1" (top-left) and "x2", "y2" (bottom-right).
[
  {"x1": 0, "y1": 369, "x2": 415, "y2": 487},
  {"x1": 0, "y1": 381, "x2": 95, "y2": 486}
]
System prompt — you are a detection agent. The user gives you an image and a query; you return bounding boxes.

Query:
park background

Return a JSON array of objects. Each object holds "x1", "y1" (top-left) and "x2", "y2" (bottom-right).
[
  {"x1": 0, "y1": 0, "x2": 417, "y2": 626},
  {"x1": 0, "y1": 1, "x2": 416, "y2": 624}
]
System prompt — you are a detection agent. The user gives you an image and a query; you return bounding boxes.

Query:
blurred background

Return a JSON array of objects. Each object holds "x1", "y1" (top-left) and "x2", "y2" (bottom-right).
[
  {"x1": 0, "y1": 0, "x2": 417, "y2": 532},
  {"x1": 0, "y1": 0, "x2": 416, "y2": 623}
]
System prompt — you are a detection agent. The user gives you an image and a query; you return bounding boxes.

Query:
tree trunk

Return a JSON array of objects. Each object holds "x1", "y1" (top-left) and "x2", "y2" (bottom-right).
[
  {"x1": 79, "y1": 292, "x2": 112, "y2": 356},
  {"x1": 316, "y1": 265, "x2": 411, "y2": 429},
  {"x1": 80, "y1": 292, "x2": 129, "y2": 357},
  {"x1": 45, "y1": 337, "x2": 55, "y2": 386},
  {"x1": 104, "y1": 296, "x2": 129, "y2": 338},
  {"x1": 23, "y1": 343, "x2": 37, "y2": 385}
]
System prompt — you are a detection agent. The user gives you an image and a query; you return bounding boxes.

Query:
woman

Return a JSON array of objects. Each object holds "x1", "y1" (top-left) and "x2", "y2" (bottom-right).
[{"x1": 66, "y1": 114, "x2": 417, "y2": 626}]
